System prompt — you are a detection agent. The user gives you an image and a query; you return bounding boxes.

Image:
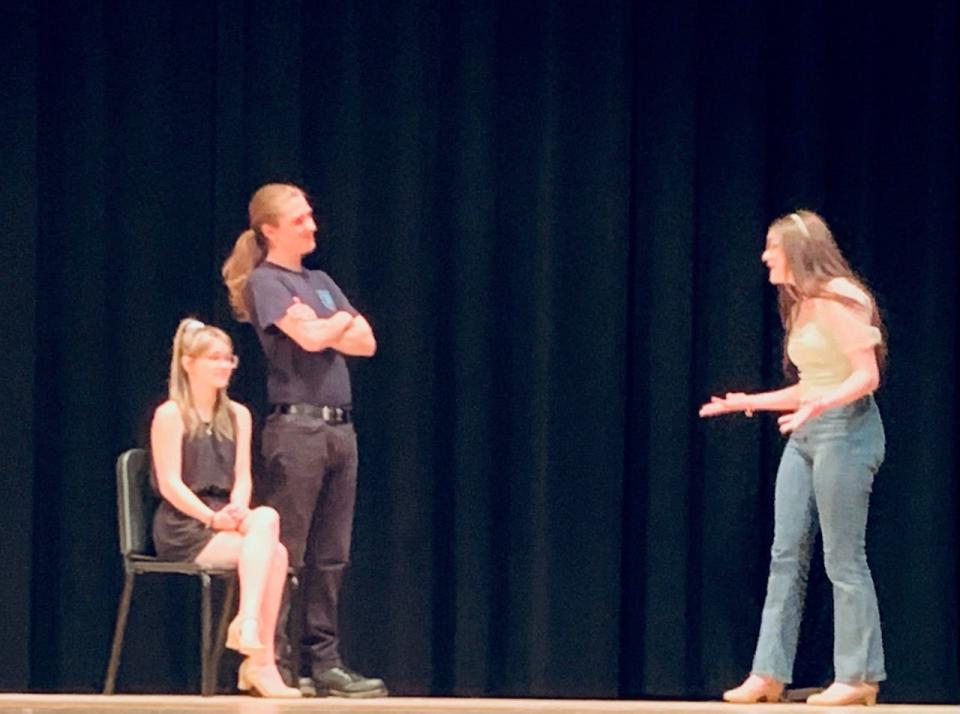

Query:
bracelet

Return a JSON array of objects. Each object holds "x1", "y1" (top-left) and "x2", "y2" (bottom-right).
[{"x1": 207, "y1": 510, "x2": 216, "y2": 529}]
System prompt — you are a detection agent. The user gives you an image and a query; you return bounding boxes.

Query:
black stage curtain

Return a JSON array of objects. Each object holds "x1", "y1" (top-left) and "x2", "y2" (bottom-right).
[{"x1": 0, "y1": 0, "x2": 956, "y2": 703}]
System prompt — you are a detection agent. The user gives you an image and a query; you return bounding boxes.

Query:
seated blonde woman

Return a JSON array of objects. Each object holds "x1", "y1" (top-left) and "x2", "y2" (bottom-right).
[{"x1": 151, "y1": 318, "x2": 299, "y2": 698}]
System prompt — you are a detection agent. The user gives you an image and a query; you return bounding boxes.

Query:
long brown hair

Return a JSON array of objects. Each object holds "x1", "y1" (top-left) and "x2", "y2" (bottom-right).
[
  {"x1": 773, "y1": 210, "x2": 886, "y2": 372},
  {"x1": 169, "y1": 318, "x2": 236, "y2": 439},
  {"x1": 222, "y1": 183, "x2": 305, "y2": 322}
]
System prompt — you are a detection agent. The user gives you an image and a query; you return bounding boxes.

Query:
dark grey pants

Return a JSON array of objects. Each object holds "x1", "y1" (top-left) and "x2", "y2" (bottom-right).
[{"x1": 261, "y1": 412, "x2": 359, "y2": 673}]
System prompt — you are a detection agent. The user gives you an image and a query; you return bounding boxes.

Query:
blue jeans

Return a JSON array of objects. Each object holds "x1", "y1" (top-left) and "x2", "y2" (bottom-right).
[{"x1": 752, "y1": 395, "x2": 886, "y2": 684}]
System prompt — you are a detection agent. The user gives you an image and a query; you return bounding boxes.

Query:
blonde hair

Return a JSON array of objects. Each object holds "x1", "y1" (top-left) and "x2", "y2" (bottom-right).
[
  {"x1": 771, "y1": 209, "x2": 886, "y2": 372},
  {"x1": 169, "y1": 318, "x2": 236, "y2": 439},
  {"x1": 222, "y1": 183, "x2": 305, "y2": 322}
]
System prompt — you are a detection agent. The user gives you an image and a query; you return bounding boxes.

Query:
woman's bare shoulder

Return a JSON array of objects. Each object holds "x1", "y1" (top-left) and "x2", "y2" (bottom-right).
[
  {"x1": 825, "y1": 276, "x2": 871, "y2": 307},
  {"x1": 153, "y1": 401, "x2": 184, "y2": 429}
]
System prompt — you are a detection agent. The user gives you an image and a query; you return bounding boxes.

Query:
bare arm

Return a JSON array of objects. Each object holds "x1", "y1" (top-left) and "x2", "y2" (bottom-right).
[
  {"x1": 229, "y1": 403, "x2": 253, "y2": 512},
  {"x1": 330, "y1": 314, "x2": 377, "y2": 356},
  {"x1": 151, "y1": 403, "x2": 228, "y2": 528},
  {"x1": 801, "y1": 284, "x2": 880, "y2": 411},
  {"x1": 274, "y1": 309, "x2": 354, "y2": 352},
  {"x1": 277, "y1": 298, "x2": 376, "y2": 356},
  {"x1": 700, "y1": 384, "x2": 801, "y2": 417}
]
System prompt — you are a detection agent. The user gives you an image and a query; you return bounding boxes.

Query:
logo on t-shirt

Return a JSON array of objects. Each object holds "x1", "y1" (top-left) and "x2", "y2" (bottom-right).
[{"x1": 316, "y1": 289, "x2": 336, "y2": 311}]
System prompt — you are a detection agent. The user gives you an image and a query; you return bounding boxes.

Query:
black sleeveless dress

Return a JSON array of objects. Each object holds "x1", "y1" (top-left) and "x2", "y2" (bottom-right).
[{"x1": 152, "y1": 429, "x2": 237, "y2": 562}]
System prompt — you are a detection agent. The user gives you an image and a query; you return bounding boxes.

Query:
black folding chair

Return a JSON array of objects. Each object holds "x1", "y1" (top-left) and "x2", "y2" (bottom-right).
[{"x1": 103, "y1": 448, "x2": 237, "y2": 695}]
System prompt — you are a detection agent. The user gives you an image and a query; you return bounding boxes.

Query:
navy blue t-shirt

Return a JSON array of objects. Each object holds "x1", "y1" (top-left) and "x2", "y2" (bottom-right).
[{"x1": 245, "y1": 261, "x2": 358, "y2": 406}]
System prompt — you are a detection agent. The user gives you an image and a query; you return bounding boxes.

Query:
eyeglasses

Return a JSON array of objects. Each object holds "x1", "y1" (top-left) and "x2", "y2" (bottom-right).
[{"x1": 198, "y1": 354, "x2": 239, "y2": 368}]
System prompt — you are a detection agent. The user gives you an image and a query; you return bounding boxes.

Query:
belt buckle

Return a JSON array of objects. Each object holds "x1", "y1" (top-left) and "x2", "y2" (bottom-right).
[{"x1": 321, "y1": 406, "x2": 334, "y2": 422}]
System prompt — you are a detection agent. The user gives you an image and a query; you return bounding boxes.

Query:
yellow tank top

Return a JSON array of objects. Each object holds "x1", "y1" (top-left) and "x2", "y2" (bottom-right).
[{"x1": 786, "y1": 278, "x2": 881, "y2": 400}]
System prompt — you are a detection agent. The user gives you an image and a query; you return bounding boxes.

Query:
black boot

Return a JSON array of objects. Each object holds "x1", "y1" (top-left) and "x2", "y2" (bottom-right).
[
  {"x1": 300, "y1": 565, "x2": 388, "y2": 697},
  {"x1": 312, "y1": 665, "x2": 388, "y2": 698}
]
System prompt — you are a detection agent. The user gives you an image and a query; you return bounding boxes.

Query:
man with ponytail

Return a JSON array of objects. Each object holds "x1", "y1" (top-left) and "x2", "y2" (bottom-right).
[{"x1": 222, "y1": 184, "x2": 385, "y2": 698}]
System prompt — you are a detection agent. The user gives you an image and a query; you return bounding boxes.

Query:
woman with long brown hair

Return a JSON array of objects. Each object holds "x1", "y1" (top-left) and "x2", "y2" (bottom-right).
[
  {"x1": 700, "y1": 211, "x2": 887, "y2": 706},
  {"x1": 151, "y1": 318, "x2": 300, "y2": 698}
]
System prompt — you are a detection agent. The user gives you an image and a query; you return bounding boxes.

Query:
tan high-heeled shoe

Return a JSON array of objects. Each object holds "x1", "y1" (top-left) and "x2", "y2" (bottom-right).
[
  {"x1": 722, "y1": 673, "x2": 784, "y2": 703},
  {"x1": 237, "y1": 659, "x2": 302, "y2": 698},
  {"x1": 807, "y1": 681, "x2": 878, "y2": 706},
  {"x1": 226, "y1": 617, "x2": 263, "y2": 655}
]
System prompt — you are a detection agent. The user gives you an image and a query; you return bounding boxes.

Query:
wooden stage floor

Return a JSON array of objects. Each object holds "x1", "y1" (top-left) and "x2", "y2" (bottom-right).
[{"x1": 1, "y1": 694, "x2": 955, "y2": 714}]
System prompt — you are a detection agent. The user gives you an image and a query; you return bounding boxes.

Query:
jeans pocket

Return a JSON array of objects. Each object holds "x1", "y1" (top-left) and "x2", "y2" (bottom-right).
[{"x1": 853, "y1": 417, "x2": 885, "y2": 475}]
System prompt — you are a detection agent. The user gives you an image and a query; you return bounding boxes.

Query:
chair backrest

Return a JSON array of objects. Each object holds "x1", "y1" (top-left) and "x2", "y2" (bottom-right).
[{"x1": 115, "y1": 448, "x2": 159, "y2": 557}]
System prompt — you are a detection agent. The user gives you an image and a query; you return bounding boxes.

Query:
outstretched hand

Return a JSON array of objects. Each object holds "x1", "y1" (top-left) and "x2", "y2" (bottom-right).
[{"x1": 699, "y1": 392, "x2": 753, "y2": 418}]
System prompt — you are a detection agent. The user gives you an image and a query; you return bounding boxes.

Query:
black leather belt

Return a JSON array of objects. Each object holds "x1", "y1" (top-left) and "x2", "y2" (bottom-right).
[{"x1": 273, "y1": 403, "x2": 352, "y2": 425}]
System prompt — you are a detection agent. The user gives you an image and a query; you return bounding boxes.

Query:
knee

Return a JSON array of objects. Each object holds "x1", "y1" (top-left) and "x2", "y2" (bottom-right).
[
  {"x1": 261, "y1": 505, "x2": 281, "y2": 523},
  {"x1": 824, "y1": 549, "x2": 869, "y2": 585},
  {"x1": 249, "y1": 506, "x2": 281, "y2": 537},
  {"x1": 769, "y1": 543, "x2": 803, "y2": 571}
]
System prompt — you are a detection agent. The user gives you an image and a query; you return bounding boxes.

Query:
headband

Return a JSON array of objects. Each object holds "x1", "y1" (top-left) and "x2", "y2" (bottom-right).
[{"x1": 789, "y1": 212, "x2": 811, "y2": 239}]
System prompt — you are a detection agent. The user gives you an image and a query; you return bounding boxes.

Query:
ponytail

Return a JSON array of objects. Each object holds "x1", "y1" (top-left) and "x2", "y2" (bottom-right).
[
  {"x1": 222, "y1": 229, "x2": 265, "y2": 322},
  {"x1": 222, "y1": 183, "x2": 305, "y2": 322},
  {"x1": 169, "y1": 318, "x2": 203, "y2": 404},
  {"x1": 169, "y1": 317, "x2": 236, "y2": 439}
]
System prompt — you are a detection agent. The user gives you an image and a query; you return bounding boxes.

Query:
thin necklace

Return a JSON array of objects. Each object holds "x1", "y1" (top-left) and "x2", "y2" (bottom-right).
[{"x1": 194, "y1": 408, "x2": 214, "y2": 435}]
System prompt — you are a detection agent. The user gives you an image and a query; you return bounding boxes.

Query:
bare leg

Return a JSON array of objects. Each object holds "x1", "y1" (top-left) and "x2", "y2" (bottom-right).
[
  {"x1": 256, "y1": 542, "x2": 289, "y2": 664},
  {"x1": 235, "y1": 508, "x2": 281, "y2": 624},
  {"x1": 194, "y1": 509, "x2": 298, "y2": 697},
  {"x1": 195, "y1": 532, "x2": 244, "y2": 567},
  {"x1": 196, "y1": 507, "x2": 284, "y2": 666}
]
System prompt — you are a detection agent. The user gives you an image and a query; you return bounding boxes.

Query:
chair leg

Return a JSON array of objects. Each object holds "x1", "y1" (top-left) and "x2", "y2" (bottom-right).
[
  {"x1": 200, "y1": 572, "x2": 214, "y2": 696},
  {"x1": 103, "y1": 571, "x2": 135, "y2": 694},
  {"x1": 209, "y1": 575, "x2": 237, "y2": 688}
]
